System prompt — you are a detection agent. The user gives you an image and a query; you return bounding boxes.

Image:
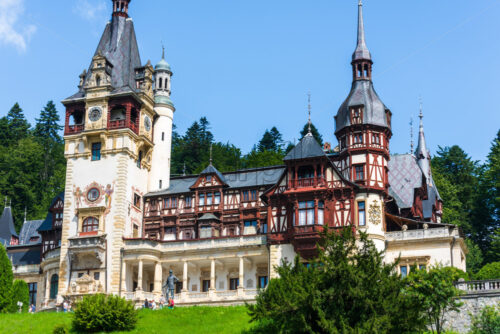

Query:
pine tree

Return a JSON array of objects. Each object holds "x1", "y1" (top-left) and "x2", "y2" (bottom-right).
[
  {"x1": 6, "y1": 103, "x2": 30, "y2": 145},
  {"x1": 34, "y1": 101, "x2": 62, "y2": 144},
  {"x1": 257, "y1": 127, "x2": 284, "y2": 153},
  {"x1": 0, "y1": 244, "x2": 13, "y2": 313},
  {"x1": 300, "y1": 122, "x2": 323, "y2": 146}
]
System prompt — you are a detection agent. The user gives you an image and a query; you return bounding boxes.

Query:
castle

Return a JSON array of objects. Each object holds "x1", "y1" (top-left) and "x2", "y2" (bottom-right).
[{"x1": 2, "y1": 0, "x2": 466, "y2": 310}]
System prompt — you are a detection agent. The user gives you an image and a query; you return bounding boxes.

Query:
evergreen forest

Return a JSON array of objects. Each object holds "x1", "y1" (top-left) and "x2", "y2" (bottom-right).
[{"x1": 0, "y1": 102, "x2": 498, "y2": 273}]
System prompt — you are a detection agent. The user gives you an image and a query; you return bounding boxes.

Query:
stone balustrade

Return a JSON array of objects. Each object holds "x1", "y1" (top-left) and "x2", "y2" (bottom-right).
[
  {"x1": 454, "y1": 279, "x2": 500, "y2": 296},
  {"x1": 385, "y1": 227, "x2": 456, "y2": 241},
  {"x1": 68, "y1": 234, "x2": 106, "y2": 250}
]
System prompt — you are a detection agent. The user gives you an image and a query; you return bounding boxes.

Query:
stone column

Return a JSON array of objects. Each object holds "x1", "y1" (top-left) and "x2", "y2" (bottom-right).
[
  {"x1": 153, "y1": 262, "x2": 162, "y2": 295},
  {"x1": 210, "y1": 258, "x2": 215, "y2": 291},
  {"x1": 238, "y1": 256, "x2": 245, "y2": 289},
  {"x1": 121, "y1": 261, "x2": 127, "y2": 293},
  {"x1": 182, "y1": 260, "x2": 188, "y2": 292},
  {"x1": 137, "y1": 260, "x2": 143, "y2": 291},
  {"x1": 45, "y1": 272, "x2": 50, "y2": 303}
]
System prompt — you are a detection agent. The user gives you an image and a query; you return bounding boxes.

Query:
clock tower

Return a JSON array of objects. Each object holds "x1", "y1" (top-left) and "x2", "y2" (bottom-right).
[{"x1": 58, "y1": 0, "x2": 156, "y2": 300}]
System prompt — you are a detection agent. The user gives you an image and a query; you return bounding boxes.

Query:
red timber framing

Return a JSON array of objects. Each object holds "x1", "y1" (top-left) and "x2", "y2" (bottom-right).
[
  {"x1": 107, "y1": 96, "x2": 141, "y2": 135},
  {"x1": 64, "y1": 102, "x2": 86, "y2": 135},
  {"x1": 263, "y1": 153, "x2": 358, "y2": 258}
]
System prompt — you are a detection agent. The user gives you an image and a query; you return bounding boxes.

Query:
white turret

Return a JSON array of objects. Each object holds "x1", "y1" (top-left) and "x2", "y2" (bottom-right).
[{"x1": 149, "y1": 48, "x2": 175, "y2": 191}]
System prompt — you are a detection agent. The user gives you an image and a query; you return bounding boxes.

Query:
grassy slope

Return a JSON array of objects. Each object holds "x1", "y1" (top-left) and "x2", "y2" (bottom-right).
[{"x1": 0, "y1": 306, "x2": 252, "y2": 334}]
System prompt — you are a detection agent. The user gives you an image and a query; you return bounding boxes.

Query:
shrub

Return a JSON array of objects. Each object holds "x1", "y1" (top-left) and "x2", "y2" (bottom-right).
[
  {"x1": 469, "y1": 304, "x2": 500, "y2": 334},
  {"x1": 0, "y1": 244, "x2": 13, "y2": 313},
  {"x1": 52, "y1": 324, "x2": 69, "y2": 334},
  {"x1": 475, "y1": 262, "x2": 500, "y2": 280},
  {"x1": 72, "y1": 294, "x2": 138, "y2": 332},
  {"x1": 440, "y1": 266, "x2": 469, "y2": 281},
  {"x1": 10, "y1": 279, "x2": 29, "y2": 313}
]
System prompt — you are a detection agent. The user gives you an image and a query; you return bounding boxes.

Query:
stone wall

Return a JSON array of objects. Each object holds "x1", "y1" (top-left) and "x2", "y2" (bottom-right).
[{"x1": 443, "y1": 291, "x2": 500, "y2": 333}]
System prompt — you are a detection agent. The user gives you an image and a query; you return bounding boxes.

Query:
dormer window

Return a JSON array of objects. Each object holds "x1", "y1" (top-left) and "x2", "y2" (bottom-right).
[
  {"x1": 206, "y1": 175, "x2": 212, "y2": 182},
  {"x1": 351, "y1": 107, "x2": 363, "y2": 124}
]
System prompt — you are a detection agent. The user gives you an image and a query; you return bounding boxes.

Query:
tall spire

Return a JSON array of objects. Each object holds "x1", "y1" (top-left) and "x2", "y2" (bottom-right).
[
  {"x1": 306, "y1": 92, "x2": 312, "y2": 136},
  {"x1": 415, "y1": 99, "x2": 432, "y2": 184},
  {"x1": 410, "y1": 117, "x2": 414, "y2": 154},
  {"x1": 352, "y1": 0, "x2": 371, "y2": 61},
  {"x1": 209, "y1": 143, "x2": 213, "y2": 165}
]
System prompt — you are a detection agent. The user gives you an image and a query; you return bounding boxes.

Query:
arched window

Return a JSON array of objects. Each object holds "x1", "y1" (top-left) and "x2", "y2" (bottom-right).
[
  {"x1": 82, "y1": 217, "x2": 99, "y2": 233},
  {"x1": 159, "y1": 77, "x2": 163, "y2": 89},
  {"x1": 96, "y1": 75, "x2": 101, "y2": 86},
  {"x1": 165, "y1": 78, "x2": 168, "y2": 90},
  {"x1": 137, "y1": 151, "x2": 143, "y2": 168},
  {"x1": 50, "y1": 274, "x2": 58, "y2": 299}
]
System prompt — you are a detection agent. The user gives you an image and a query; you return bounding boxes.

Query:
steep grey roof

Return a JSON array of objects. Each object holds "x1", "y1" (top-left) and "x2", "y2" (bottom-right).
[
  {"x1": 389, "y1": 154, "x2": 442, "y2": 220},
  {"x1": 8, "y1": 246, "x2": 41, "y2": 266},
  {"x1": 388, "y1": 154, "x2": 423, "y2": 209},
  {"x1": 415, "y1": 111, "x2": 433, "y2": 186},
  {"x1": 0, "y1": 207, "x2": 18, "y2": 245},
  {"x1": 65, "y1": 15, "x2": 142, "y2": 100},
  {"x1": 200, "y1": 164, "x2": 227, "y2": 184},
  {"x1": 335, "y1": 80, "x2": 390, "y2": 133},
  {"x1": 146, "y1": 166, "x2": 285, "y2": 197},
  {"x1": 38, "y1": 192, "x2": 64, "y2": 232},
  {"x1": 284, "y1": 134, "x2": 326, "y2": 161},
  {"x1": 19, "y1": 220, "x2": 43, "y2": 245},
  {"x1": 353, "y1": 1, "x2": 371, "y2": 61}
]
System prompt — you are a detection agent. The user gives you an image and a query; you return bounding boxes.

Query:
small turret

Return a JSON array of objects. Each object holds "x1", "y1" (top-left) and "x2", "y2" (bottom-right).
[
  {"x1": 112, "y1": 0, "x2": 131, "y2": 18},
  {"x1": 415, "y1": 105, "x2": 433, "y2": 185},
  {"x1": 154, "y1": 47, "x2": 174, "y2": 108}
]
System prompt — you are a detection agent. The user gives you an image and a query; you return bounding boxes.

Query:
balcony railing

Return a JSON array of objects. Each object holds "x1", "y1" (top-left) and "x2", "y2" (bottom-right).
[
  {"x1": 290, "y1": 177, "x2": 326, "y2": 189},
  {"x1": 455, "y1": 279, "x2": 500, "y2": 295},
  {"x1": 69, "y1": 234, "x2": 106, "y2": 250},
  {"x1": 109, "y1": 119, "x2": 139, "y2": 134},
  {"x1": 66, "y1": 124, "x2": 84, "y2": 135}
]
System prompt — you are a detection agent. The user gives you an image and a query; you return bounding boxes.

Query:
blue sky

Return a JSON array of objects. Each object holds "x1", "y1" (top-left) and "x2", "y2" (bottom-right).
[{"x1": 0, "y1": 0, "x2": 499, "y2": 162}]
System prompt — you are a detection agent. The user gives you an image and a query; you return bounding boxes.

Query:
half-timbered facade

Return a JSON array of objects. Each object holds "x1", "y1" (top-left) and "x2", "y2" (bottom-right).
[{"x1": 4, "y1": 0, "x2": 467, "y2": 309}]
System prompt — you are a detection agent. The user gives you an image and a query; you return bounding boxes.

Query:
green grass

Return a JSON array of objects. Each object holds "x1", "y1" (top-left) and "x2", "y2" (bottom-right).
[{"x1": 0, "y1": 306, "x2": 252, "y2": 334}]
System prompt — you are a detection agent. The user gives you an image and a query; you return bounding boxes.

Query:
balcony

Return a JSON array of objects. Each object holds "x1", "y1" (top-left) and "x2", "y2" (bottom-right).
[
  {"x1": 289, "y1": 177, "x2": 326, "y2": 189},
  {"x1": 65, "y1": 124, "x2": 84, "y2": 135},
  {"x1": 108, "y1": 119, "x2": 139, "y2": 135},
  {"x1": 68, "y1": 234, "x2": 106, "y2": 251},
  {"x1": 385, "y1": 227, "x2": 456, "y2": 242}
]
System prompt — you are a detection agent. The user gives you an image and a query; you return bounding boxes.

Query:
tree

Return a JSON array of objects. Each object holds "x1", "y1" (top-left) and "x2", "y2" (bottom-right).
[
  {"x1": 475, "y1": 262, "x2": 500, "y2": 280},
  {"x1": 5, "y1": 103, "x2": 30, "y2": 145},
  {"x1": 242, "y1": 149, "x2": 284, "y2": 169},
  {"x1": 257, "y1": 127, "x2": 284, "y2": 153},
  {"x1": 466, "y1": 239, "x2": 484, "y2": 275},
  {"x1": 0, "y1": 244, "x2": 13, "y2": 313},
  {"x1": 34, "y1": 101, "x2": 62, "y2": 144},
  {"x1": 404, "y1": 265, "x2": 463, "y2": 334},
  {"x1": 299, "y1": 122, "x2": 323, "y2": 146},
  {"x1": 10, "y1": 280, "x2": 29, "y2": 313},
  {"x1": 247, "y1": 228, "x2": 426, "y2": 333},
  {"x1": 469, "y1": 304, "x2": 500, "y2": 334}
]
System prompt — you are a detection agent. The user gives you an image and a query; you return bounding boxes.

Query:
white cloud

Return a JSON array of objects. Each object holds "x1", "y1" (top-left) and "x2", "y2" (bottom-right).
[
  {"x1": 0, "y1": 0, "x2": 36, "y2": 53},
  {"x1": 74, "y1": 0, "x2": 107, "y2": 21}
]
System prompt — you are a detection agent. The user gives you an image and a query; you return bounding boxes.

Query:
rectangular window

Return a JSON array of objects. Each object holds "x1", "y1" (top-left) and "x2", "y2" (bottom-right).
[
  {"x1": 419, "y1": 264, "x2": 426, "y2": 270},
  {"x1": 28, "y1": 283, "x2": 37, "y2": 306},
  {"x1": 260, "y1": 223, "x2": 268, "y2": 234},
  {"x1": 358, "y1": 201, "x2": 366, "y2": 226},
  {"x1": 94, "y1": 272, "x2": 100, "y2": 280},
  {"x1": 353, "y1": 133, "x2": 363, "y2": 144},
  {"x1": 244, "y1": 220, "x2": 258, "y2": 235},
  {"x1": 318, "y1": 201, "x2": 324, "y2": 225},
  {"x1": 159, "y1": 180, "x2": 162, "y2": 189},
  {"x1": 91, "y1": 142, "x2": 101, "y2": 161},
  {"x1": 214, "y1": 192, "x2": 221, "y2": 205},
  {"x1": 400, "y1": 266, "x2": 408, "y2": 278},
  {"x1": 202, "y1": 280, "x2": 210, "y2": 292},
  {"x1": 206, "y1": 193, "x2": 213, "y2": 205},
  {"x1": 340, "y1": 136, "x2": 347, "y2": 150},
  {"x1": 229, "y1": 278, "x2": 239, "y2": 290},
  {"x1": 199, "y1": 194, "x2": 205, "y2": 206},
  {"x1": 161, "y1": 132, "x2": 165, "y2": 141},
  {"x1": 185, "y1": 196, "x2": 192, "y2": 208},
  {"x1": 250, "y1": 190, "x2": 257, "y2": 201},
  {"x1": 242, "y1": 190, "x2": 249, "y2": 202},
  {"x1": 372, "y1": 133, "x2": 380, "y2": 145},
  {"x1": 200, "y1": 226, "x2": 212, "y2": 238},
  {"x1": 258, "y1": 276, "x2": 268, "y2": 289},
  {"x1": 354, "y1": 165, "x2": 364, "y2": 180},
  {"x1": 133, "y1": 194, "x2": 141, "y2": 208},
  {"x1": 298, "y1": 201, "x2": 315, "y2": 225}
]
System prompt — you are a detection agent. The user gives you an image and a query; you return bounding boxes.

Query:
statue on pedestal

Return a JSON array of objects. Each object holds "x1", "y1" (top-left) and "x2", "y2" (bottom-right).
[{"x1": 162, "y1": 269, "x2": 179, "y2": 300}]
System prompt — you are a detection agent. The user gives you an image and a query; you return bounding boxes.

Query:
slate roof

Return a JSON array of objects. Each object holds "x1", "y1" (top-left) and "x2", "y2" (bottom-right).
[
  {"x1": 146, "y1": 166, "x2": 285, "y2": 197},
  {"x1": 388, "y1": 154, "x2": 442, "y2": 220},
  {"x1": 284, "y1": 134, "x2": 326, "y2": 161},
  {"x1": 200, "y1": 164, "x2": 227, "y2": 184},
  {"x1": 38, "y1": 192, "x2": 64, "y2": 232},
  {"x1": 0, "y1": 207, "x2": 18, "y2": 245},
  {"x1": 65, "y1": 14, "x2": 142, "y2": 101},
  {"x1": 335, "y1": 80, "x2": 390, "y2": 133},
  {"x1": 19, "y1": 220, "x2": 43, "y2": 245},
  {"x1": 353, "y1": 1, "x2": 371, "y2": 61},
  {"x1": 8, "y1": 246, "x2": 41, "y2": 266}
]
